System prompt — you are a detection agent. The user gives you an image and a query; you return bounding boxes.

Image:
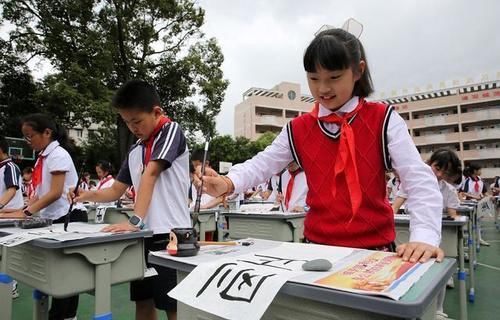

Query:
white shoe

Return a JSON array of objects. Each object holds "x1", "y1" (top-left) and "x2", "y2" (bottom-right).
[
  {"x1": 479, "y1": 239, "x2": 490, "y2": 246},
  {"x1": 435, "y1": 311, "x2": 455, "y2": 320},
  {"x1": 446, "y1": 277, "x2": 455, "y2": 289}
]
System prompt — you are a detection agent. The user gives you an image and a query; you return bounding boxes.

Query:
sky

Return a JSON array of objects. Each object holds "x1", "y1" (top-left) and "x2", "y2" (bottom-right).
[{"x1": 197, "y1": 0, "x2": 500, "y2": 135}]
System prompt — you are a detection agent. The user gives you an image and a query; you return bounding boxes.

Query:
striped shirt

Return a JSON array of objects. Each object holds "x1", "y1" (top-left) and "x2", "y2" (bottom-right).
[
  {"x1": 116, "y1": 121, "x2": 191, "y2": 234},
  {"x1": 0, "y1": 158, "x2": 26, "y2": 210}
]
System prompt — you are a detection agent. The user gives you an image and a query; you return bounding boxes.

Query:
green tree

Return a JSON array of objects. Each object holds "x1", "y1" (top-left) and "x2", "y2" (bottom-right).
[
  {"x1": 192, "y1": 132, "x2": 278, "y2": 172},
  {"x1": 0, "y1": 39, "x2": 39, "y2": 136},
  {"x1": 1, "y1": 0, "x2": 228, "y2": 160}
]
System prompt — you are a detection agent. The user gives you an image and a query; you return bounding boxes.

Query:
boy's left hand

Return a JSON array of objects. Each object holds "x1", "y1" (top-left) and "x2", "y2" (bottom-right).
[
  {"x1": 396, "y1": 242, "x2": 444, "y2": 263},
  {"x1": 101, "y1": 222, "x2": 138, "y2": 233}
]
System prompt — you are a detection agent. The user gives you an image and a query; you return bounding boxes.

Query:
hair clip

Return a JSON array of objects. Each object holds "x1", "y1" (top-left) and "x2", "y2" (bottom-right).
[{"x1": 315, "y1": 18, "x2": 364, "y2": 39}]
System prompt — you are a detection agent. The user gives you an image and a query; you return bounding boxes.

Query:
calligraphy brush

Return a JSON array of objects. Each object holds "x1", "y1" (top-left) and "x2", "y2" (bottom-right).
[
  {"x1": 65, "y1": 161, "x2": 86, "y2": 231},
  {"x1": 193, "y1": 139, "x2": 210, "y2": 225}
]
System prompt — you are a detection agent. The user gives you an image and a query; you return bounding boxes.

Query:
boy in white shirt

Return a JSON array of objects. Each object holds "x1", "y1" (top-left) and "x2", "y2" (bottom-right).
[{"x1": 72, "y1": 80, "x2": 190, "y2": 320}]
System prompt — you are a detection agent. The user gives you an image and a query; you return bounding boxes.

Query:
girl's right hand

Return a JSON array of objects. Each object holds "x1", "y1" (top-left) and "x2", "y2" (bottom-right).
[
  {"x1": 197, "y1": 166, "x2": 231, "y2": 197},
  {"x1": 67, "y1": 187, "x2": 90, "y2": 204}
]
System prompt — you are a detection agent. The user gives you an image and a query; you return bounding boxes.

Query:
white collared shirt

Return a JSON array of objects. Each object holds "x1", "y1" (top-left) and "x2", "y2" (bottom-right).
[
  {"x1": 228, "y1": 96, "x2": 442, "y2": 246},
  {"x1": 35, "y1": 141, "x2": 78, "y2": 220},
  {"x1": 281, "y1": 170, "x2": 308, "y2": 211}
]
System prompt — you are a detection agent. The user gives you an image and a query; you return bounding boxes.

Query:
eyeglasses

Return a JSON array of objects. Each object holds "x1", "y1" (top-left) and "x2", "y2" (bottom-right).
[{"x1": 23, "y1": 133, "x2": 40, "y2": 143}]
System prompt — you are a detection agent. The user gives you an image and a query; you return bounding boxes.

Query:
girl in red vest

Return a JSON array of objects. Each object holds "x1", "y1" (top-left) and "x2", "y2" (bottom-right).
[{"x1": 203, "y1": 28, "x2": 444, "y2": 264}]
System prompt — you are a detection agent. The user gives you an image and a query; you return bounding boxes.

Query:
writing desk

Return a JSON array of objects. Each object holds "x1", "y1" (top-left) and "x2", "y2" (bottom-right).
[
  {"x1": 0, "y1": 226, "x2": 152, "y2": 320},
  {"x1": 394, "y1": 215, "x2": 468, "y2": 320},
  {"x1": 89, "y1": 207, "x2": 222, "y2": 241},
  {"x1": 149, "y1": 240, "x2": 455, "y2": 320},
  {"x1": 223, "y1": 211, "x2": 305, "y2": 242},
  {"x1": 191, "y1": 209, "x2": 223, "y2": 241}
]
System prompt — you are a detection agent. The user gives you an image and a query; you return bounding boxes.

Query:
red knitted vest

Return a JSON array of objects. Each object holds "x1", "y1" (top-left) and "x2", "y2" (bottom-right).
[{"x1": 289, "y1": 100, "x2": 394, "y2": 248}]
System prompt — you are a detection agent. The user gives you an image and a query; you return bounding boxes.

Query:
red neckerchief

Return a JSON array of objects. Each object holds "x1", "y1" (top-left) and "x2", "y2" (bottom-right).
[
  {"x1": 142, "y1": 116, "x2": 171, "y2": 166},
  {"x1": 32, "y1": 154, "x2": 44, "y2": 190},
  {"x1": 284, "y1": 168, "x2": 302, "y2": 210},
  {"x1": 97, "y1": 175, "x2": 113, "y2": 190},
  {"x1": 311, "y1": 99, "x2": 365, "y2": 222},
  {"x1": 472, "y1": 176, "x2": 480, "y2": 193}
]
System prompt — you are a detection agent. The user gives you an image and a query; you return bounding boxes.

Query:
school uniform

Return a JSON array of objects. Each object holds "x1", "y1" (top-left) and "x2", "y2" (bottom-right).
[
  {"x1": 0, "y1": 158, "x2": 24, "y2": 210},
  {"x1": 189, "y1": 184, "x2": 218, "y2": 209},
  {"x1": 95, "y1": 175, "x2": 115, "y2": 206},
  {"x1": 265, "y1": 174, "x2": 281, "y2": 202},
  {"x1": 228, "y1": 96, "x2": 442, "y2": 249},
  {"x1": 31, "y1": 141, "x2": 86, "y2": 320},
  {"x1": 460, "y1": 176, "x2": 487, "y2": 197},
  {"x1": 386, "y1": 177, "x2": 401, "y2": 201},
  {"x1": 33, "y1": 141, "x2": 80, "y2": 220},
  {"x1": 398, "y1": 179, "x2": 459, "y2": 212},
  {"x1": 280, "y1": 169, "x2": 308, "y2": 211},
  {"x1": 116, "y1": 120, "x2": 190, "y2": 311}
]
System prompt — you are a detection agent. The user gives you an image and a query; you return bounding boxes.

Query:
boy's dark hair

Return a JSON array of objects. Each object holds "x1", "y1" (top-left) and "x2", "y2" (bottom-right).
[
  {"x1": 96, "y1": 160, "x2": 114, "y2": 175},
  {"x1": 112, "y1": 80, "x2": 161, "y2": 112},
  {"x1": 303, "y1": 28, "x2": 374, "y2": 97},
  {"x1": 191, "y1": 149, "x2": 210, "y2": 162},
  {"x1": 21, "y1": 114, "x2": 73, "y2": 153},
  {"x1": 23, "y1": 167, "x2": 33, "y2": 175},
  {"x1": 429, "y1": 148, "x2": 462, "y2": 180},
  {"x1": 0, "y1": 136, "x2": 8, "y2": 154}
]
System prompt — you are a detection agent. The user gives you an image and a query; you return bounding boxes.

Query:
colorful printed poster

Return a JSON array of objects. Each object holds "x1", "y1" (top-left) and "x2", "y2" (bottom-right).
[{"x1": 308, "y1": 250, "x2": 433, "y2": 300}]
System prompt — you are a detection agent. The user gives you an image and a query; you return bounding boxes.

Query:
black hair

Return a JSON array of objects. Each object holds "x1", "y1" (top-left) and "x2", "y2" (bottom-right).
[
  {"x1": 22, "y1": 167, "x2": 33, "y2": 175},
  {"x1": 96, "y1": 160, "x2": 114, "y2": 175},
  {"x1": 429, "y1": 148, "x2": 462, "y2": 181},
  {"x1": 463, "y1": 163, "x2": 481, "y2": 177},
  {"x1": 112, "y1": 79, "x2": 161, "y2": 112},
  {"x1": 0, "y1": 136, "x2": 8, "y2": 154},
  {"x1": 191, "y1": 149, "x2": 210, "y2": 162},
  {"x1": 303, "y1": 28, "x2": 374, "y2": 97},
  {"x1": 21, "y1": 113, "x2": 73, "y2": 153}
]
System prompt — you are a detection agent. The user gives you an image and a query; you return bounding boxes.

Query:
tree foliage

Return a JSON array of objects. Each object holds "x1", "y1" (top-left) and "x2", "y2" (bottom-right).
[
  {"x1": 0, "y1": 0, "x2": 229, "y2": 163},
  {"x1": 193, "y1": 132, "x2": 278, "y2": 172}
]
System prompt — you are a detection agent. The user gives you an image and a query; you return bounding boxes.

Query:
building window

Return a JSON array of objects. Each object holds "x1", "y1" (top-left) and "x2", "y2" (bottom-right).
[{"x1": 75, "y1": 129, "x2": 83, "y2": 138}]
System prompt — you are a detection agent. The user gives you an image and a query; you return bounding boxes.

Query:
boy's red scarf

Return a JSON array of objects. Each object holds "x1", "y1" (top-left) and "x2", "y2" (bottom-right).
[
  {"x1": 310, "y1": 100, "x2": 364, "y2": 221},
  {"x1": 142, "y1": 116, "x2": 171, "y2": 166}
]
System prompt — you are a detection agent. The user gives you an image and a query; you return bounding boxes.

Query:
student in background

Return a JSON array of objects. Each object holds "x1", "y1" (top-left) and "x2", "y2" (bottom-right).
[
  {"x1": 21, "y1": 166, "x2": 34, "y2": 198},
  {"x1": 386, "y1": 172, "x2": 401, "y2": 202},
  {"x1": 459, "y1": 163, "x2": 490, "y2": 245},
  {"x1": 79, "y1": 172, "x2": 91, "y2": 191},
  {"x1": 190, "y1": 150, "x2": 223, "y2": 210},
  {"x1": 459, "y1": 163, "x2": 487, "y2": 200},
  {"x1": 0, "y1": 136, "x2": 24, "y2": 214},
  {"x1": 276, "y1": 161, "x2": 308, "y2": 212},
  {"x1": 71, "y1": 80, "x2": 190, "y2": 320},
  {"x1": 0, "y1": 136, "x2": 24, "y2": 300},
  {"x1": 491, "y1": 176, "x2": 499, "y2": 231},
  {"x1": 95, "y1": 160, "x2": 115, "y2": 205}
]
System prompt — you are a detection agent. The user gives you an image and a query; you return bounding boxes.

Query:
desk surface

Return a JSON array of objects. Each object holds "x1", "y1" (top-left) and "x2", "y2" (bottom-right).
[
  {"x1": 0, "y1": 225, "x2": 152, "y2": 248},
  {"x1": 394, "y1": 214, "x2": 468, "y2": 227},
  {"x1": 224, "y1": 211, "x2": 305, "y2": 219},
  {"x1": 149, "y1": 241, "x2": 455, "y2": 319}
]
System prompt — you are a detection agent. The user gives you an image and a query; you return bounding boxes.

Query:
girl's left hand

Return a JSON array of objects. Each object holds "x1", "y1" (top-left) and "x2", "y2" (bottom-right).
[
  {"x1": 101, "y1": 222, "x2": 138, "y2": 233},
  {"x1": 396, "y1": 242, "x2": 444, "y2": 263}
]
